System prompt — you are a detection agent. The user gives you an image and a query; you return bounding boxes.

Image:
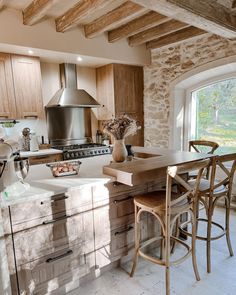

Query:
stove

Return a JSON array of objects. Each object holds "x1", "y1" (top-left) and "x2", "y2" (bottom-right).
[{"x1": 52, "y1": 143, "x2": 111, "y2": 160}]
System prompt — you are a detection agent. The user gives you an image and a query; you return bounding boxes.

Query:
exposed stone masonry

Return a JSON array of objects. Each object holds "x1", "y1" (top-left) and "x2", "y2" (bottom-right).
[{"x1": 144, "y1": 34, "x2": 236, "y2": 148}]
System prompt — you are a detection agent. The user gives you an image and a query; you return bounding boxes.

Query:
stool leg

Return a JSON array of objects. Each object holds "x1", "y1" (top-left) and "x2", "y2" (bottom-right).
[
  {"x1": 207, "y1": 197, "x2": 213, "y2": 273},
  {"x1": 225, "y1": 196, "x2": 234, "y2": 257},
  {"x1": 130, "y1": 204, "x2": 140, "y2": 277},
  {"x1": 171, "y1": 217, "x2": 179, "y2": 254},
  {"x1": 192, "y1": 198, "x2": 200, "y2": 281}
]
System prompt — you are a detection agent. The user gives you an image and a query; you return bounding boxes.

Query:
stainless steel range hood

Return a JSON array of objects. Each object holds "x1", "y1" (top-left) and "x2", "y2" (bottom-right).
[
  {"x1": 46, "y1": 63, "x2": 100, "y2": 108},
  {"x1": 45, "y1": 63, "x2": 99, "y2": 146}
]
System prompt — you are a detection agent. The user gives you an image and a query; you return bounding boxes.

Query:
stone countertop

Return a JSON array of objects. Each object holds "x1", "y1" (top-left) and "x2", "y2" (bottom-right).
[
  {"x1": 0, "y1": 154, "x2": 112, "y2": 208},
  {"x1": 20, "y1": 148, "x2": 63, "y2": 157}
]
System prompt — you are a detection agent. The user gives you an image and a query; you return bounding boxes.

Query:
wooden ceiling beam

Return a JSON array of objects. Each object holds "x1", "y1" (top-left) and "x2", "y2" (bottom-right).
[
  {"x1": 232, "y1": 0, "x2": 236, "y2": 10},
  {"x1": 23, "y1": 0, "x2": 56, "y2": 25},
  {"x1": 108, "y1": 11, "x2": 170, "y2": 43},
  {"x1": 132, "y1": 0, "x2": 236, "y2": 39},
  {"x1": 146, "y1": 26, "x2": 207, "y2": 50},
  {"x1": 0, "y1": 0, "x2": 5, "y2": 11},
  {"x1": 56, "y1": 0, "x2": 109, "y2": 33},
  {"x1": 129, "y1": 19, "x2": 189, "y2": 46},
  {"x1": 84, "y1": 1, "x2": 147, "y2": 38}
]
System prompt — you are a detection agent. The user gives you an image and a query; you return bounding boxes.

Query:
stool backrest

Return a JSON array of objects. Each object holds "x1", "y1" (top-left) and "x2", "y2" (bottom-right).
[
  {"x1": 166, "y1": 158, "x2": 211, "y2": 207},
  {"x1": 204, "y1": 153, "x2": 236, "y2": 197},
  {"x1": 189, "y1": 140, "x2": 219, "y2": 154}
]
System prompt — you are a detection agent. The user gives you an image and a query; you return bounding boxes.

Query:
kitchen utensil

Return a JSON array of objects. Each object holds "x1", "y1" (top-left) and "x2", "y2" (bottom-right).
[{"x1": 14, "y1": 157, "x2": 29, "y2": 180}]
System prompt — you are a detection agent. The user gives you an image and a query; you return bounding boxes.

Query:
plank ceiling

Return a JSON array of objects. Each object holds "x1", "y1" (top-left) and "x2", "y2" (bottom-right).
[{"x1": 1, "y1": 0, "x2": 236, "y2": 50}]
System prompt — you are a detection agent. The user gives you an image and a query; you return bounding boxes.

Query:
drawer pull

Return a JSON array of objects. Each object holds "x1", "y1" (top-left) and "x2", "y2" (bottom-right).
[
  {"x1": 46, "y1": 249, "x2": 73, "y2": 263},
  {"x1": 115, "y1": 226, "x2": 133, "y2": 236},
  {"x1": 113, "y1": 195, "x2": 133, "y2": 204},
  {"x1": 42, "y1": 214, "x2": 68, "y2": 224},
  {"x1": 40, "y1": 195, "x2": 69, "y2": 205}
]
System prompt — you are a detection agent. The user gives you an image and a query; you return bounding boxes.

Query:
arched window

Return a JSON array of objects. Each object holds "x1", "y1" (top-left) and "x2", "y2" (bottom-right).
[{"x1": 190, "y1": 78, "x2": 236, "y2": 153}]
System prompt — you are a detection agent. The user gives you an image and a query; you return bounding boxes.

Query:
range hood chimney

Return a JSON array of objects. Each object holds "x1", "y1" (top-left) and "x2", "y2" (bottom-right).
[{"x1": 46, "y1": 63, "x2": 100, "y2": 108}]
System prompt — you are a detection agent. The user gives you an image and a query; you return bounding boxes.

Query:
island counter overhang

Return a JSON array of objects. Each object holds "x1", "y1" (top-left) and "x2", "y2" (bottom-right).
[{"x1": 103, "y1": 146, "x2": 212, "y2": 186}]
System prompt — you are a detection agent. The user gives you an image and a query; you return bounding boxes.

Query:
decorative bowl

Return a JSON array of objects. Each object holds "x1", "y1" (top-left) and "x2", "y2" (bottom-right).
[{"x1": 46, "y1": 160, "x2": 81, "y2": 177}]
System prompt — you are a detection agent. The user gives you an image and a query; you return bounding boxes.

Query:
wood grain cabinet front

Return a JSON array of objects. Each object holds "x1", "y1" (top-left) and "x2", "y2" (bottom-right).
[
  {"x1": 28, "y1": 153, "x2": 63, "y2": 165},
  {"x1": 0, "y1": 52, "x2": 44, "y2": 120},
  {"x1": 96, "y1": 64, "x2": 144, "y2": 146},
  {"x1": 13, "y1": 211, "x2": 94, "y2": 265},
  {"x1": 0, "y1": 53, "x2": 16, "y2": 119},
  {"x1": 17, "y1": 244, "x2": 95, "y2": 295},
  {"x1": 11, "y1": 187, "x2": 93, "y2": 232}
]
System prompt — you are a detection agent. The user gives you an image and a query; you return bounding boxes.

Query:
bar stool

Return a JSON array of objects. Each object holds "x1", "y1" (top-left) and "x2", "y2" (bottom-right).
[
  {"x1": 180, "y1": 153, "x2": 236, "y2": 273},
  {"x1": 130, "y1": 158, "x2": 210, "y2": 295},
  {"x1": 189, "y1": 140, "x2": 219, "y2": 179}
]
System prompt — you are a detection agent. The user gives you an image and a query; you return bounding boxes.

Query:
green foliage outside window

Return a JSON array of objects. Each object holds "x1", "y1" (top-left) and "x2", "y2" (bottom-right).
[{"x1": 194, "y1": 78, "x2": 236, "y2": 154}]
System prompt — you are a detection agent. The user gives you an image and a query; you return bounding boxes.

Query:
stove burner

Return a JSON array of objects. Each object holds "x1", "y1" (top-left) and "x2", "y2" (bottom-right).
[{"x1": 52, "y1": 143, "x2": 111, "y2": 160}]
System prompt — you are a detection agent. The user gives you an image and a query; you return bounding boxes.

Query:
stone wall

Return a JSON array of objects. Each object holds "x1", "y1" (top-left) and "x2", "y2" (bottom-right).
[{"x1": 144, "y1": 34, "x2": 236, "y2": 148}]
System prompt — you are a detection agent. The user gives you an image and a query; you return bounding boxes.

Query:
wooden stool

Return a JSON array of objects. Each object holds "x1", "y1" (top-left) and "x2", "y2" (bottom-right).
[
  {"x1": 130, "y1": 158, "x2": 210, "y2": 295},
  {"x1": 189, "y1": 140, "x2": 219, "y2": 179},
  {"x1": 180, "y1": 153, "x2": 236, "y2": 273}
]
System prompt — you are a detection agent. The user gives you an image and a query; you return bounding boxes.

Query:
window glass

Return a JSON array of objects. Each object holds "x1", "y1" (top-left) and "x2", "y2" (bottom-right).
[{"x1": 191, "y1": 78, "x2": 236, "y2": 154}]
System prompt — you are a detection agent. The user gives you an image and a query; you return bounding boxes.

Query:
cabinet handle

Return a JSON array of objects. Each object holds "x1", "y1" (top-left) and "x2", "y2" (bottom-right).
[
  {"x1": 113, "y1": 195, "x2": 133, "y2": 204},
  {"x1": 23, "y1": 112, "x2": 38, "y2": 118},
  {"x1": 115, "y1": 226, "x2": 133, "y2": 236},
  {"x1": 42, "y1": 214, "x2": 68, "y2": 225},
  {"x1": 46, "y1": 249, "x2": 73, "y2": 263},
  {"x1": 40, "y1": 194, "x2": 69, "y2": 205}
]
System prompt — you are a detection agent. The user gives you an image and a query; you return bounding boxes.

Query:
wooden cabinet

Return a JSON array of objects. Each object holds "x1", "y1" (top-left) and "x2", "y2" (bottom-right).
[
  {"x1": 7, "y1": 187, "x2": 95, "y2": 295},
  {"x1": 0, "y1": 53, "x2": 16, "y2": 119},
  {"x1": 28, "y1": 152, "x2": 63, "y2": 165},
  {"x1": 11, "y1": 55, "x2": 44, "y2": 119},
  {"x1": 0, "y1": 53, "x2": 44, "y2": 120},
  {"x1": 96, "y1": 64, "x2": 144, "y2": 146},
  {"x1": 2, "y1": 179, "x2": 165, "y2": 294}
]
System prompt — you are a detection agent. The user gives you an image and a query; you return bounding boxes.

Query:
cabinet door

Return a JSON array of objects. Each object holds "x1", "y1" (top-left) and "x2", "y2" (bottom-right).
[
  {"x1": 114, "y1": 64, "x2": 144, "y2": 146},
  {"x1": 0, "y1": 53, "x2": 16, "y2": 119},
  {"x1": 13, "y1": 211, "x2": 94, "y2": 265},
  {"x1": 29, "y1": 152, "x2": 63, "y2": 165},
  {"x1": 113, "y1": 64, "x2": 143, "y2": 115},
  {"x1": 11, "y1": 54, "x2": 44, "y2": 119},
  {"x1": 96, "y1": 64, "x2": 115, "y2": 120},
  {"x1": 17, "y1": 244, "x2": 95, "y2": 295}
]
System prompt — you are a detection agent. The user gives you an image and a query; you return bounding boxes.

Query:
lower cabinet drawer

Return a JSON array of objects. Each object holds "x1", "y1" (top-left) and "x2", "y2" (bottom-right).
[
  {"x1": 17, "y1": 244, "x2": 95, "y2": 295},
  {"x1": 11, "y1": 186, "x2": 93, "y2": 232},
  {"x1": 13, "y1": 211, "x2": 94, "y2": 265},
  {"x1": 29, "y1": 153, "x2": 63, "y2": 165}
]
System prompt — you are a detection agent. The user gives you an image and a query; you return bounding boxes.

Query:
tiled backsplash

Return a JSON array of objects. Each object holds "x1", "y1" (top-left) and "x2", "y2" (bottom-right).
[{"x1": 2, "y1": 119, "x2": 48, "y2": 144}]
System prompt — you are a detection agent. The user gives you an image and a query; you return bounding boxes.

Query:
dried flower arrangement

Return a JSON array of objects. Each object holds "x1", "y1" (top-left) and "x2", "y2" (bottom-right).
[{"x1": 103, "y1": 114, "x2": 140, "y2": 140}]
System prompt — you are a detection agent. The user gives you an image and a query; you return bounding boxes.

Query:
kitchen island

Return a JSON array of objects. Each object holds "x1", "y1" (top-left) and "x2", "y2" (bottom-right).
[{"x1": 0, "y1": 147, "x2": 211, "y2": 295}]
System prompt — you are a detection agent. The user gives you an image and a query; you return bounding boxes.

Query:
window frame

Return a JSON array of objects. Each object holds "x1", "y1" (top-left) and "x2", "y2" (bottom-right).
[{"x1": 173, "y1": 72, "x2": 236, "y2": 151}]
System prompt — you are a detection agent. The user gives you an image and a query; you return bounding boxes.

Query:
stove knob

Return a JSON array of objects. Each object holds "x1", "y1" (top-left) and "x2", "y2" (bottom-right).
[
  {"x1": 71, "y1": 153, "x2": 74, "y2": 158},
  {"x1": 90, "y1": 151, "x2": 93, "y2": 155},
  {"x1": 66, "y1": 153, "x2": 70, "y2": 159},
  {"x1": 75, "y1": 152, "x2": 79, "y2": 158},
  {"x1": 98, "y1": 150, "x2": 101, "y2": 153},
  {"x1": 94, "y1": 150, "x2": 97, "y2": 154}
]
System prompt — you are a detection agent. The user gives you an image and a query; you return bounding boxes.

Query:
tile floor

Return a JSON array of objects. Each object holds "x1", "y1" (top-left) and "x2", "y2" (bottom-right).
[{"x1": 69, "y1": 208, "x2": 236, "y2": 295}]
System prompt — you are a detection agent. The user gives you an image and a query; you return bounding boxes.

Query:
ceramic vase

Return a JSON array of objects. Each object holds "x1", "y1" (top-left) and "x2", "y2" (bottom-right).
[{"x1": 112, "y1": 139, "x2": 127, "y2": 162}]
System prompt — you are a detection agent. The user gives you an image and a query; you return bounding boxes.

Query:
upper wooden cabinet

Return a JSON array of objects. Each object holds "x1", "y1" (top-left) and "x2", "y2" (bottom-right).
[
  {"x1": 11, "y1": 55, "x2": 44, "y2": 119},
  {"x1": 96, "y1": 64, "x2": 144, "y2": 146},
  {"x1": 0, "y1": 53, "x2": 44, "y2": 119},
  {"x1": 0, "y1": 53, "x2": 16, "y2": 119}
]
